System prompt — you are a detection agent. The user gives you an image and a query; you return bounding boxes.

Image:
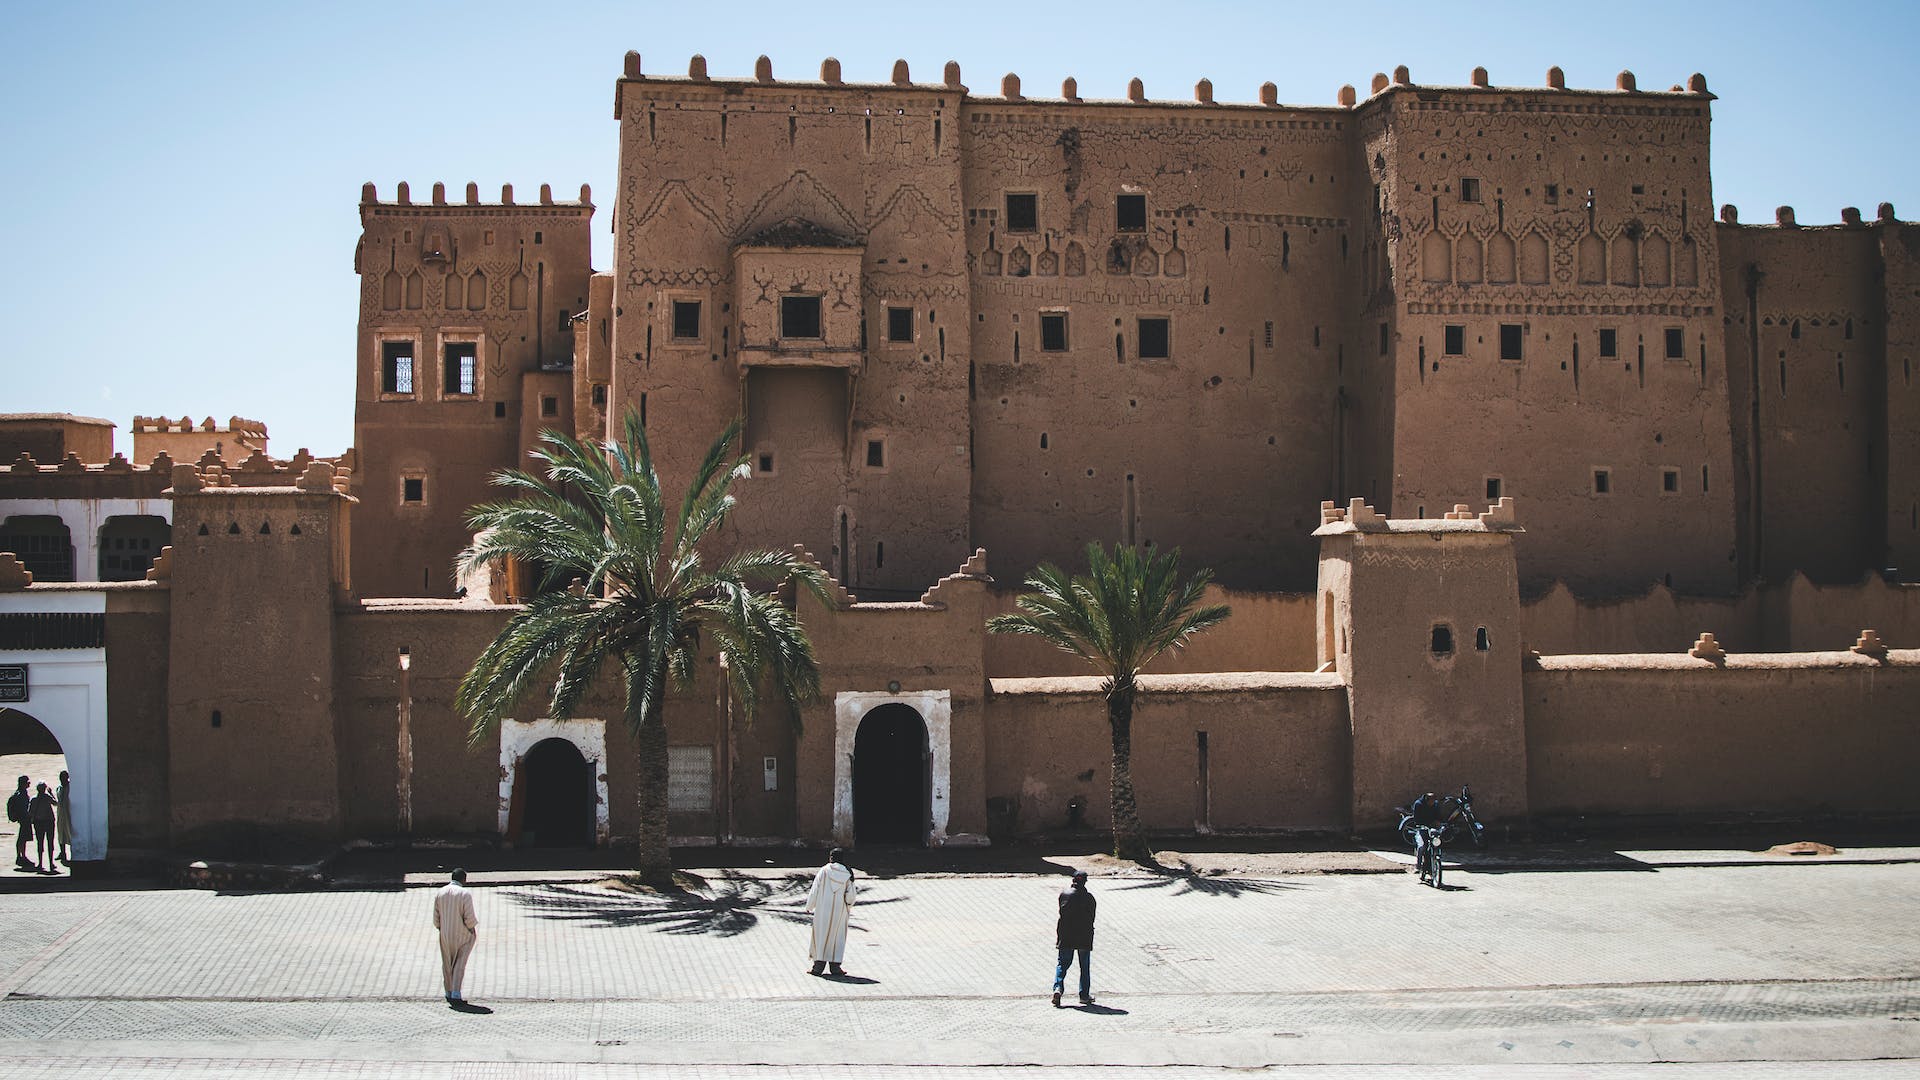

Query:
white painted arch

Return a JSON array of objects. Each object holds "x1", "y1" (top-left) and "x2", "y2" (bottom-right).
[
  {"x1": 497, "y1": 717, "x2": 610, "y2": 846},
  {"x1": 2, "y1": 498, "x2": 171, "y2": 584},
  {"x1": 832, "y1": 689, "x2": 951, "y2": 847},
  {"x1": 0, "y1": 590, "x2": 108, "y2": 861}
]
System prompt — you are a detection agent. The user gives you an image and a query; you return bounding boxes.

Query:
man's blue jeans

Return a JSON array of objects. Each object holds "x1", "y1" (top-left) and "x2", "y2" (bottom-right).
[{"x1": 1054, "y1": 948, "x2": 1091, "y2": 996}]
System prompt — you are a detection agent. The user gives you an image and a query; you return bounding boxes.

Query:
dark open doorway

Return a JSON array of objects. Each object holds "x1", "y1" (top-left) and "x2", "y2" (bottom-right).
[
  {"x1": 853, "y1": 703, "x2": 928, "y2": 845},
  {"x1": 519, "y1": 737, "x2": 594, "y2": 848}
]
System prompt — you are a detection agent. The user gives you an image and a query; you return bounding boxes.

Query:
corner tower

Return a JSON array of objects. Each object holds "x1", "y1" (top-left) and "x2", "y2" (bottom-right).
[{"x1": 352, "y1": 181, "x2": 594, "y2": 598}]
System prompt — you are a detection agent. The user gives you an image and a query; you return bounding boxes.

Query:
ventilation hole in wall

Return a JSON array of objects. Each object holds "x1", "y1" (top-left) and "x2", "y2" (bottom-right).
[
  {"x1": 1701, "y1": 466, "x2": 1710, "y2": 492},
  {"x1": 1040, "y1": 433, "x2": 1049, "y2": 450},
  {"x1": 1203, "y1": 286, "x2": 1210, "y2": 305},
  {"x1": 197, "y1": 523, "x2": 209, "y2": 536},
  {"x1": 1846, "y1": 318, "x2": 1854, "y2": 340},
  {"x1": 1779, "y1": 361, "x2": 1787, "y2": 395},
  {"x1": 226, "y1": 522, "x2": 240, "y2": 535},
  {"x1": 290, "y1": 523, "x2": 302, "y2": 536},
  {"x1": 1281, "y1": 231, "x2": 1291, "y2": 269},
  {"x1": 1838, "y1": 360, "x2": 1846, "y2": 390},
  {"x1": 1475, "y1": 627, "x2": 1490, "y2": 651},
  {"x1": 1267, "y1": 436, "x2": 1276, "y2": 445},
  {"x1": 1311, "y1": 325, "x2": 1318, "y2": 347},
  {"x1": 1086, "y1": 468, "x2": 1095, "y2": 477},
  {"x1": 259, "y1": 522, "x2": 271, "y2": 535},
  {"x1": 1791, "y1": 320, "x2": 1801, "y2": 339},
  {"x1": 1115, "y1": 334, "x2": 1124, "y2": 363},
  {"x1": 210, "y1": 710, "x2": 222, "y2": 729},
  {"x1": 1430, "y1": 624, "x2": 1454, "y2": 656},
  {"x1": 640, "y1": 392, "x2": 647, "y2": 424},
  {"x1": 876, "y1": 541, "x2": 885, "y2": 568},
  {"x1": 1223, "y1": 226, "x2": 1231, "y2": 252},
  {"x1": 1664, "y1": 573, "x2": 1673, "y2": 588}
]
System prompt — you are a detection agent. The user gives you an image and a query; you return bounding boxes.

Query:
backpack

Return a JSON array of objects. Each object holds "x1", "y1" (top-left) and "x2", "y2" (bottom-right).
[{"x1": 5, "y1": 790, "x2": 24, "y2": 824}]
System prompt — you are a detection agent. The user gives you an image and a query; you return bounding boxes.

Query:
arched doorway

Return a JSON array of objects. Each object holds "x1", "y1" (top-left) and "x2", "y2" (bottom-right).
[
  {"x1": 853, "y1": 703, "x2": 928, "y2": 845},
  {"x1": 517, "y1": 737, "x2": 594, "y2": 848},
  {"x1": 1, "y1": 708, "x2": 69, "y2": 873}
]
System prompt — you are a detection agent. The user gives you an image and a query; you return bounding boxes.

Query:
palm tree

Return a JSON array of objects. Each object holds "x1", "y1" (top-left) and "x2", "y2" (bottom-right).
[
  {"x1": 455, "y1": 409, "x2": 827, "y2": 885},
  {"x1": 987, "y1": 543, "x2": 1230, "y2": 862}
]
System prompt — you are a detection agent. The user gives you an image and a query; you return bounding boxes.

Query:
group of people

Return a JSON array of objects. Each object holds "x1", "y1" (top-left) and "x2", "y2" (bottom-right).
[
  {"x1": 428, "y1": 850, "x2": 1103, "y2": 1009},
  {"x1": 8, "y1": 772, "x2": 69, "y2": 874}
]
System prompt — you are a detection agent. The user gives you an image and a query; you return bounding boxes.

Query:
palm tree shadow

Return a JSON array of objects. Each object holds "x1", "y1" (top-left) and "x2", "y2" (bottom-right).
[
  {"x1": 510, "y1": 870, "x2": 908, "y2": 936},
  {"x1": 1112, "y1": 858, "x2": 1296, "y2": 899}
]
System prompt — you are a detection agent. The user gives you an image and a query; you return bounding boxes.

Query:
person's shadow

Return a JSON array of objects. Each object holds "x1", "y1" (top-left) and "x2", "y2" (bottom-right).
[
  {"x1": 820, "y1": 972, "x2": 879, "y2": 984},
  {"x1": 450, "y1": 1000, "x2": 494, "y2": 1014},
  {"x1": 1072, "y1": 1002, "x2": 1127, "y2": 1015}
]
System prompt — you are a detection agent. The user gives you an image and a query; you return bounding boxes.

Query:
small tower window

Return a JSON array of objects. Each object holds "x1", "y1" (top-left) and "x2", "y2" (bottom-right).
[
  {"x1": 886, "y1": 306, "x2": 915, "y2": 343},
  {"x1": 781, "y1": 295, "x2": 823, "y2": 339},
  {"x1": 1593, "y1": 468, "x2": 1611, "y2": 494},
  {"x1": 1116, "y1": 193, "x2": 1147, "y2": 232},
  {"x1": 1664, "y1": 327, "x2": 1685, "y2": 360},
  {"x1": 1137, "y1": 317, "x2": 1171, "y2": 360},
  {"x1": 671, "y1": 300, "x2": 702, "y2": 340},
  {"x1": 1443, "y1": 325, "x2": 1465, "y2": 356},
  {"x1": 1430, "y1": 624, "x2": 1455, "y2": 656},
  {"x1": 1040, "y1": 312, "x2": 1069, "y2": 352},
  {"x1": 1499, "y1": 324, "x2": 1523, "y2": 361},
  {"x1": 1004, "y1": 193, "x2": 1038, "y2": 233},
  {"x1": 402, "y1": 477, "x2": 424, "y2": 503},
  {"x1": 443, "y1": 342, "x2": 477, "y2": 396},
  {"x1": 1599, "y1": 328, "x2": 1618, "y2": 358},
  {"x1": 1460, "y1": 177, "x2": 1482, "y2": 203},
  {"x1": 1475, "y1": 627, "x2": 1491, "y2": 651},
  {"x1": 381, "y1": 340, "x2": 416, "y2": 395}
]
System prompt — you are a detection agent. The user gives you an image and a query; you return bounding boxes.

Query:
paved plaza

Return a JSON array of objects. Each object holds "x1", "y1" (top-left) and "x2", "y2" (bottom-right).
[{"x1": 0, "y1": 855, "x2": 1916, "y2": 1076}]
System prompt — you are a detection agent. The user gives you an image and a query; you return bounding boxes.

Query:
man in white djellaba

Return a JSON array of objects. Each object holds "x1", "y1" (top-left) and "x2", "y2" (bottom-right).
[
  {"x1": 433, "y1": 868, "x2": 480, "y2": 1004},
  {"x1": 805, "y1": 848, "x2": 856, "y2": 976}
]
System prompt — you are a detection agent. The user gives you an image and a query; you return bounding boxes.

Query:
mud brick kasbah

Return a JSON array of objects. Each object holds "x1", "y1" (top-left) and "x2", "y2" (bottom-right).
[{"x1": 2, "y1": 54, "x2": 1917, "y2": 868}]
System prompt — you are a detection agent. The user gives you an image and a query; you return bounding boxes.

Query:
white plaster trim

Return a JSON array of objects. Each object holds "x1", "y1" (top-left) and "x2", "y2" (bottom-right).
[
  {"x1": 1, "y1": 499, "x2": 171, "y2": 584},
  {"x1": 497, "y1": 717, "x2": 610, "y2": 846},
  {"x1": 831, "y1": 690, "x2": 951, "y2": 847},
  {"x1": 0, "y1": 588, "x2": 109, "y2": 861}
]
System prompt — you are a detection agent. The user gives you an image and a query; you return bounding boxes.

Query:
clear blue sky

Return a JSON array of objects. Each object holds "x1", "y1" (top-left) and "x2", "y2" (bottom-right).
[{"x1": 4, "y1": 0, "x2": 1915, "y2": 456}]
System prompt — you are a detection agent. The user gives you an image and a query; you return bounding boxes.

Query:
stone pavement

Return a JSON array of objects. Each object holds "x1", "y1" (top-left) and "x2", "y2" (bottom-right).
[{"x1": 0, "y1": 861, "x2": 1916, "y2": 1076}]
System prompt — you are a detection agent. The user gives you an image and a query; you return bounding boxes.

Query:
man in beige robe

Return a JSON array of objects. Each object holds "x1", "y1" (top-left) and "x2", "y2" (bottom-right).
[
  {"x1": 805, "y1": 848, "x2": 856, "y2": 976},
  {"x1": 433, "y1": 868, "x2": 479, "y2": 1003}
]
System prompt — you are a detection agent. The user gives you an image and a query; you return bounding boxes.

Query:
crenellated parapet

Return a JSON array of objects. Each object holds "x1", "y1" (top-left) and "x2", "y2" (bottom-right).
[
  {"x1": 0, "y1": 450, "x2": 176, "y2": 500},
  {"x1": 919, "y1": 548, "x2": 992, "y2": 606},
  {"x1": 1717, "y1": 201, "x2": 1903, "y2": 229}
]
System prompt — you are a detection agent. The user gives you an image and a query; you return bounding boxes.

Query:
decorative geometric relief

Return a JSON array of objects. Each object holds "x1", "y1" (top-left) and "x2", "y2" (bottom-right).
[
  {"x1": 1577, "y1": 233, "x2": 1606, "y2": 285},
  {"x1": 509, "y1": 271, "x2": 529, "y2": 311},
  {"x1": 1520, "y1": 231, "x2": 1551, "y2": 286},
  {"x1": 468, "y1": 270, "x2": 488, "y2": 311},
  {"x1": 1163, "y1": 245, "x2": 1187, "y2": 278},
  {"x1": 1421, "y1": 234, "x2": 1452, "y2": 283},
  {"x1": 981, "y1": 246, "x2": 1002, "y2": 276},
  {"x1": 382, "y1": 270, "x2": 402, "y2": 310},
  {"x1": 1036, "y1": 248, "x2": 1059, "y2": 276},
  {"x1": 444, "y1": 274, "x2": 464, "y2": 310},
  {"x1": 1486, "y1": 233, "x2": 1516, "y2": 284},
  {"x1": 1675, "y1": 235, "x2": 1699, "y2": 288},
  {"x1": 404, "y1": 271, "x2": 423, "y2": 310},
  {"x1": 1064, "y1": 241, "x2": 1086, "y2": 277},
  {"x1": 1455, "y1": 234, "x2": 1484, "y2": 284},
  {"x1": 1007, "y1": 245, "x2": 1031, "y2": 277},
  {"x1": 1609, "y1": 234, "x2": 1639, "y2": 287},
  {"x1": 1642, "y1": 233, "x2": 1671, "y2": 287},
  {"x1": 1134, "y1": 246, "x2": 1159, "y2": 277}
]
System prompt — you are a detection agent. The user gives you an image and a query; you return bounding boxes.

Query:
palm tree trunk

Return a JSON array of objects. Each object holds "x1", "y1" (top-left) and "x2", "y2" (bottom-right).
[
  {"x1": 1106, "y1": 678, "x2": 1152, "y2": 863},
  {"x1": 631, "y1": 668, "x2": 674, "y2": 887}
]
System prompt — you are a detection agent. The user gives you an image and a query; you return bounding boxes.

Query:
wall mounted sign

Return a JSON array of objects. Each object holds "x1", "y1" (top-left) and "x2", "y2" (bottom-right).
[{"x1": 0, "y1": 664, "x2": 26, "y2": 703}]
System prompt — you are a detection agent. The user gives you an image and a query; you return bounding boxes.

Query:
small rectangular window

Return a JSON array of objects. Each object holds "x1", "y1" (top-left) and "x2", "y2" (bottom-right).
[
  {"x1": 1460, "y1": 177, "x2": 1482, "y2": 203},
  {"x1": 1701, "y1": 465, "x2": 1710, "y2": 492},
  {"x1": 381, "y1": 340, "x2": 415, "y2": 395},
  {"x1": 757, "y1": 451, "x2": 775, "y2": 474},
  {"x1": 1004, "y1": 193, "x2": 1037, "y2": 233},
  {"x1": 402, "y1": 477, "x2": 424, "y2": 503},
  {"x1": 1499, "y1": 324, "x2": 1523, "y2": 361},
  {"x1": 1593, "y1": 469, "x2": 1611, "y2": 494},
  {"x1": 1545, "y1": 184, "x2": 1559, "y2": 204},
  {"x1": 1662, "y1": 469, "x2": 1679, "y2": 493},
  {"x1": 443, "y1": 342, "x2": 477, "y2": 396},
  {"x1": 1116, "y1": 193, "x2": 1147, "y2": 232},
  {"x1": 781, "y1": 295, "x2": 822, "y2": 339},
  {"x1": 886, "y1": 306, "x2": 915, "y2": 343},
  {"x1": 541, "y1": 395, "x2": 559, "y2": 417},
  {"x1": 1486, "y1": 477, "x2": 1503, "y2": 501},
  {"x1": 1430, "y1": 624, "x2": 1455, "y2": 656},
  {"x1": 1664, "y1": 327, "x2": 1685, "y2": 360},
  {"x1": 1599, "y1": 328, "x2": 1618, "y2": 358},
  {"x1": 1379, "y1": 321, "x2": 1390, "y2": 355},
  {"x1": 494, "y1": 401, "x2": 507, "y2": 418},
  {"x1": 865, "y1": 439, "x2": 885, "y2": 468},
  {"x1": 1443, "y1": 325, "x2": 1465, "y2": 356},
  {"x1": 1137, "y1": 317, "x2": 1171, "y2": 360},
  {"x1": 1631, "y1": 184, "x2": 1645, "y2": 196},
  {"x1": 1040, "y1": 312, "x2": 1068, "y2": 352},
  {"x1": 591, "y1": 384, "x2": 607, "y2": 406},
  {"x1": 672, "y1": 300, "x2": 702, "y2": 340}
]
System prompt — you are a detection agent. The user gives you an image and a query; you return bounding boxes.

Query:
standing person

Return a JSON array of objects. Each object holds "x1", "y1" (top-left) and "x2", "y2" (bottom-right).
[
  {"x1": 1052, "y1": 869, "x2": 1097, "y2": 1007},
  {"x1": 28, "y1": 782, "x2": 57, "y2": 873},
  {"x1": 54, "y1": 771, "x2": 71, "y2": 865},
  {"x1": 432, "y1": 868, "x2": 479, "y2": 1004},
  {"x1": 7, "y1": 776, "x2": 29, "y2": 870},
  {"x1": 805, "y1": 848, "x2": 856, "y2": 977}
]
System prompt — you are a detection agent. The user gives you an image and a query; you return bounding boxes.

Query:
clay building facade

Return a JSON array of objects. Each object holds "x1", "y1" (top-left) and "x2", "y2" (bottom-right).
[{"x1": 2, "y1": 54, "x2": 1918, "y2": 868}]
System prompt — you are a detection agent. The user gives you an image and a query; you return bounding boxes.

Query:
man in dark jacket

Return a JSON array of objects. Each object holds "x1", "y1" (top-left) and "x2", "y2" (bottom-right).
[
  {"x1": 8, "y1": 776, "x2": 30, "y2": 870},
  {"x1": 1052, "y1": 869, "x2": 1097, "y2": 1006}
]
